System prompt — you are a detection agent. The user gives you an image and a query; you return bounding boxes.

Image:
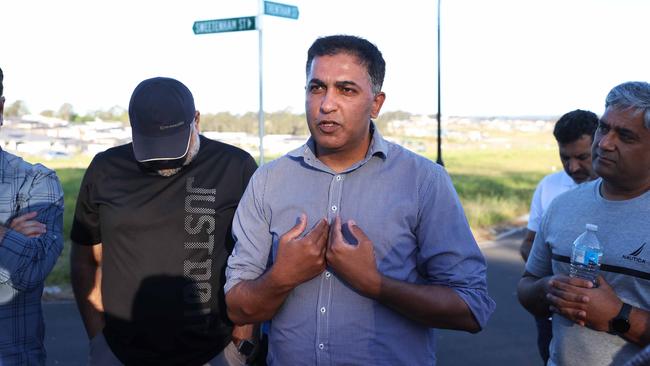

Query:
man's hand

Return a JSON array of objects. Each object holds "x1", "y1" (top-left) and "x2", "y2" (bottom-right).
[
  {"x1": 326, "y1": 216, "x2": 381, "y2": 298},
  {"x1": 10, "y1": 212, "x2": 46, "y2": 238},
  {"x1": 270, "y1": 214, "x2": 329, "y2": 288},
  {"x1": 547, "y1": 275, "x2": 622, "y2": 331}
]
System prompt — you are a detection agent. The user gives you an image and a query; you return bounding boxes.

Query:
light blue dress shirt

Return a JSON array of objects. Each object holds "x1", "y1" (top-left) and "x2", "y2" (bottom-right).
[{"x1": 226, "y1": 126, "x2": 495, "y2": 365}]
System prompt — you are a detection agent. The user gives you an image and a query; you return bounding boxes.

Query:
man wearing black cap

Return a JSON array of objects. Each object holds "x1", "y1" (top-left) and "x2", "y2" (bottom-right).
[{"x1": 70, "y1": 77, "x2": 258, "y2": 365}]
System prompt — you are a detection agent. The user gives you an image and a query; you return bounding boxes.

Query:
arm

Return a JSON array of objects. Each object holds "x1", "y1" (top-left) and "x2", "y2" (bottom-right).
[
  {"x1": 226, "y1": 215, "x2": 329, "y2": 324},
  {"x1": 70, "y1": 242, "x2": 105, "y2": 339},
  {"x1": 326, "y1": 216, "x2": 481, "y2": 332},
  {"x1": 0, "y1": 173, "x2": 64, "y2": 291},
  {"x1": 519, "y1": 230, "x2": 536, "y2": 262},
  {"x1": 517, "y1": 271, "x2": 553, "y2": 318}
]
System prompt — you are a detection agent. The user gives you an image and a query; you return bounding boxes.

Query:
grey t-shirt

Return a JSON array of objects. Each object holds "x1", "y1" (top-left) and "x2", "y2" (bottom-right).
[{"x1": 526, "y1": 179, "x2": 650, "y2": 366}]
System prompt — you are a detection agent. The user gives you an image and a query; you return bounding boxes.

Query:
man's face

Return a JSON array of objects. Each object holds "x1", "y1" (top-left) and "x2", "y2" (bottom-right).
[
  {"x1": 558, "y1": 134, "x2": 596, "y2": 184},
  {"x1": 305, "y1": 53, "x2": 385, "y2": 159},
  {"x1": 592, "y1": 106, "x2": 650, "y2": 189}
]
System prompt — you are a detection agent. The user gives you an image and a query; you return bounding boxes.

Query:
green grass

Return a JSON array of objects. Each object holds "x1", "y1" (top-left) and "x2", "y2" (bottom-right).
[{"x1": 39, "y1": 139, "x2": 561, "y2": 286}]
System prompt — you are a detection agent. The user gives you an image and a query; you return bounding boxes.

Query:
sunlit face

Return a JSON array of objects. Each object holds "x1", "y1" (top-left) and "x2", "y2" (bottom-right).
[
  {"x1": 305, "y1": 53, "x2": 385, "y2": 163},
  {"x1": 592, "y1": 106, "x2": 650, "y2": 189},
  {"x1": 558, "y1": 134, "x2": 596, "y2": 184}
]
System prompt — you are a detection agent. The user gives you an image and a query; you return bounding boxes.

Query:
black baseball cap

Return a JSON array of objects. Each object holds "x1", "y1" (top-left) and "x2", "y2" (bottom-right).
[{"x1": 128, "y1": 77, "x2": 195, "y2": 162}]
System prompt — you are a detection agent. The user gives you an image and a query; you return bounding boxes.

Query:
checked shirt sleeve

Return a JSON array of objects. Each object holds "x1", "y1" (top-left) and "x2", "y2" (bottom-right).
[{"x1": 0, "y1": 167, "x2": 64, "y2": 292}]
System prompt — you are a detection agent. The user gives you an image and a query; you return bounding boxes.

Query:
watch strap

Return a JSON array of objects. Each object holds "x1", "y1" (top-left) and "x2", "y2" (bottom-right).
[{"x1": 609, "y1": 302, "x2": 632, "y2": 335}]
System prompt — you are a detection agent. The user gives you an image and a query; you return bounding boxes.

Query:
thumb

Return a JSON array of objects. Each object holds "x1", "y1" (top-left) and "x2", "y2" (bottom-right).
[
  {"x1": 348, "y1": 220, "x2": 370, "y2": 244},
  {"x1": 285, "y1": 213, "x2": 308, "y2": 240}
]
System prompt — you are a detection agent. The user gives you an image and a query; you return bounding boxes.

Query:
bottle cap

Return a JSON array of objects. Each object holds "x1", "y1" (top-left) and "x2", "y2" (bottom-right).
[{"x1": 586, "y1": 223, "x2": 598, "y2": 232}]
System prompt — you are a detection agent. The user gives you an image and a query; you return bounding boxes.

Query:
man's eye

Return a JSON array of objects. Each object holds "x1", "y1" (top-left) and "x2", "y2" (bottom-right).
[{"x1": 309, "y1": 85, "x2": 323, "y2": 92}]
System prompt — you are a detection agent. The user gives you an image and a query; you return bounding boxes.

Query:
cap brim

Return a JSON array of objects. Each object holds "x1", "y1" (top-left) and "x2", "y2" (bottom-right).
[{"x1": 132, "y1": 125, "x2": 192, "y2": 162}]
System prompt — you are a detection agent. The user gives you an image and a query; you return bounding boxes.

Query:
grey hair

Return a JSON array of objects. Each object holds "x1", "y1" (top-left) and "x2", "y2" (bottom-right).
[{"x1": 605, "y1": 81, "x2": 650, "y2": 130}]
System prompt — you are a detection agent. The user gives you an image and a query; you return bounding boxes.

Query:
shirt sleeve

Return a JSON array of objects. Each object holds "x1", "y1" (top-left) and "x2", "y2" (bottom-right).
[
  {"x1": 415, "y1": 166, "x2": 496, "y2": 329},
  {"x1": 526, "y1": 179, "x2": 544, "y2": 232},
  {"x1": 225, "y1": 167, "x2": 273, "y2": 293},
  {"x1": 525, "y1": 205, "x2": 554, "y2": 278},
  {"x1": 70, "y1": 157, "x2": 102, "y2": 245},
  {"x1": 0, "y1": 168, "x2": 64, "y2": 291}
]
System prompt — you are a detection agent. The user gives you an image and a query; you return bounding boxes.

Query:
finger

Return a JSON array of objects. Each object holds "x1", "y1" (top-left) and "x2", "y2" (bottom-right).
[
  {"x1": 285, "y1": 213, "x2": 307, "y2": 241},
  {"x1": 551, "y1": 277, "x2": 593, "y2": 291},
  {"x1": 546, "y1": 293, "x2": 588, "y2": 312},
  {"x1": 305, "y1": 219, "x2": 329, "y2": 251},
  {"x1": 328, "y1": 216, "x2": 344, "y2": 248},
  {"x1": 10, "y1": 211, "x2": 39, "y2": 228},
  {"x1": 348, "y1": 220, "x2": 370, "y2": 243},
  {"x1": 12, "y1": 221, "x2": 47, "y2": 236}
]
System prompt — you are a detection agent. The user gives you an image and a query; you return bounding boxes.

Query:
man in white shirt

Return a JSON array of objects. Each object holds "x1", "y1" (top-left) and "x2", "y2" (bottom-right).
[{"x1": 519, "y1": 109, "x2": 598, "y2": 363}]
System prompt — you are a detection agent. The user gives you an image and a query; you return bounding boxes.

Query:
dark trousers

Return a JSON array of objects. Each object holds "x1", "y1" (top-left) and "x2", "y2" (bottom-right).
[{"x1": 535, "y1": 315, "x2": 552, "y2": 364}]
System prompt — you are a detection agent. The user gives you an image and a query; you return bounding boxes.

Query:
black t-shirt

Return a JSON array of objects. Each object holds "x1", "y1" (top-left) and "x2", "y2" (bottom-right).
[{"x1": 71, "y1": 136, "x2": 257, "y2": 366}]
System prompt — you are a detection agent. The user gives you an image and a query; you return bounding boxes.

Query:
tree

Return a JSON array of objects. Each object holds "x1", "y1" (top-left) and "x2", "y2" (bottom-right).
[
  {"x1": 4, "y1": 100, "x2": 29, "y2": 117},
  {"x1": 57, "y1": 102, "x2": 76, "y2": 122}
]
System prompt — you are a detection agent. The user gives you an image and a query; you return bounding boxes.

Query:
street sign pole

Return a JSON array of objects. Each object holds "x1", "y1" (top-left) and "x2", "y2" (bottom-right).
[
  {"x1": 258, "y1": 0, "x2": 265, "y2": 165},
  {"x1": 193, "y1": 2, "x2": 298, "y2": 165}
]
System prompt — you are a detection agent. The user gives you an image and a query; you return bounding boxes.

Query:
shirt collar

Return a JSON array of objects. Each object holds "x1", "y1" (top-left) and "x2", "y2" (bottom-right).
[{"x1": 288, "y1": 122, "x2": 389, "y2": 164}]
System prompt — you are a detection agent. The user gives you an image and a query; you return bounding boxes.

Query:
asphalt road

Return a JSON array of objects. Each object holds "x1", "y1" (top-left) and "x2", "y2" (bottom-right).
[{"x1": 43, "y1": 229, "x2": 542, "y2": 366}]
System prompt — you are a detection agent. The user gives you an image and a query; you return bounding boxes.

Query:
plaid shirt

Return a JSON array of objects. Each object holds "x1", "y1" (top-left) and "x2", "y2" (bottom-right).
[{"x1": 0, "y1": 148, "x2": 64, "y2": 366}]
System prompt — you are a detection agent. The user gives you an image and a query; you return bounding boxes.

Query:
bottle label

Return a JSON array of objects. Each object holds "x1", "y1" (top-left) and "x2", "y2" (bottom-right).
[{"x1": 585, "y1": 249, "x2": 602, "y2": 266}]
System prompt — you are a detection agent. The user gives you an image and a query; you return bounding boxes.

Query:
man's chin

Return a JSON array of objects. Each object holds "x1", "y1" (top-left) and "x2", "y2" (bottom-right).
[{"x1": 569, "y1": 174, "x2": 591, "y2": 184}]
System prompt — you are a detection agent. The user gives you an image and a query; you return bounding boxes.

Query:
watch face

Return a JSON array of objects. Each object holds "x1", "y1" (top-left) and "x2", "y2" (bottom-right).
[
  {"x1": 238, "y1": 340, "x2": 255, "y2": 356},
  {"x1": 612, "y1": 317, "x2": 630, "y2": 334}
]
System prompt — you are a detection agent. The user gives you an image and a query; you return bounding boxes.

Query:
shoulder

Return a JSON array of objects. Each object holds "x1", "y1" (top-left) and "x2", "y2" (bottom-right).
[
  {"x1": 199, "y1": 136, "x2": 256, "y2": 164},
  {"x1": 385, "y1": 141, "x2": 446, "y2": 181},
  {"x1": 547, "y1": 179, "x2": 597, "y2": 213},
  {"x1": 1, "y1": 150, "x2": 63, "y2": 199},
  {"x1": 538, "y1": 171, "x2": 568, "y2": 187}
]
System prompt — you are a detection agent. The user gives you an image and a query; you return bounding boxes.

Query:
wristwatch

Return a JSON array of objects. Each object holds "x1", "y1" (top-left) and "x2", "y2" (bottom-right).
[
  {"x1": 609, "y1": 302, "x2": 632, "y2": 335},
  {"x1": 234, "y1": 338, "x2": 256, "y2": 357}
]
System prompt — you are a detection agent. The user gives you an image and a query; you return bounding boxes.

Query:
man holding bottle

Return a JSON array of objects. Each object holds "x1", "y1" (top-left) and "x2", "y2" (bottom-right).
[{"x1": 517, "y1": 81, "x2": 650, "y2": 366}]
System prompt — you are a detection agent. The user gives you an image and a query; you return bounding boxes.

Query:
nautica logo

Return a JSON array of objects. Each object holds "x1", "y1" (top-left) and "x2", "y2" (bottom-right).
[{"x1": 622, "y1": 243, "x2": 647, "y2": 264}]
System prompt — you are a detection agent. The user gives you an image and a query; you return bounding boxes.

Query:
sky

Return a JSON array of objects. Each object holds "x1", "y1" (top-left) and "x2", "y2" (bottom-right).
[{"x1": 2, "y1": 0, "x2": 650, "y2": 118}]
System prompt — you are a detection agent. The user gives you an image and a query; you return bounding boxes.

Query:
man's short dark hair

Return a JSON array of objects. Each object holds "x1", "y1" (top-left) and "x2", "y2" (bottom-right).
[
  {"x1": 552, "y1": 109, "x2": 599, "y2": 145},
  {"x1": 306, "y1": 35, "x2": 385, "y2": 95},
  {"x1": 0, "y1": 66, "x2": 4, "y2": 97}
]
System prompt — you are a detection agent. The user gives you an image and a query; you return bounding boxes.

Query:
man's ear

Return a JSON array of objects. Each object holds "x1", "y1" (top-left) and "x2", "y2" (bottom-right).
[
  {"x1": 194, "y1": 110, "x2": 201, "y2": 132},
  {"x1": 370, "y1": 92, "x2": 386, "y2": 119}
]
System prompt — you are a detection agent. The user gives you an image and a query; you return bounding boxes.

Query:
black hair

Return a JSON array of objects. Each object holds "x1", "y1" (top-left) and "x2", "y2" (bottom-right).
[
  {"x1": 0, "y1": 66, "x2": 4, "y2": 97},
  {"x1": 306, "y1": 35, "x2": 385, "y2": 94},
  {"x1": 552, "y1": 109, "x2": 599, "y2": 144}
]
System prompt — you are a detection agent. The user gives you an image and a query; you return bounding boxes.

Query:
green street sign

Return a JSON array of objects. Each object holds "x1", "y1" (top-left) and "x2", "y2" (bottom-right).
[
  {"x1": 264, "y1": 1, "x2": 299, "y2": 20},
  {"x1": 193, "y1": 16, "x2": 256, "y2": 35}
]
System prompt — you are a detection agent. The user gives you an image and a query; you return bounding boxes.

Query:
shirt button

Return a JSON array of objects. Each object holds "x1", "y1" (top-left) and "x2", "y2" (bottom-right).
[
  {"x1": 320, "y1": 307, "x2": 326, "y2": 314},
  {"x1": 325, "y1": 271, "x2": 331, "y2": 278},
  {"x1": 336, "y1": 175, "x2": 342, "y2": 181},
  {"x1": 318, "y1": 343, "x2": 325, "y2": 350},
  {"x1": 331, "y1": 205, "x2": 337, "y2": 212}
]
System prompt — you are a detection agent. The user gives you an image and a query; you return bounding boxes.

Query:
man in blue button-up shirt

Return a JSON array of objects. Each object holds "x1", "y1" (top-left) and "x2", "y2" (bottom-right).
[{"x1": 225, "y1": 35, "x2": 495, "y2": 365}]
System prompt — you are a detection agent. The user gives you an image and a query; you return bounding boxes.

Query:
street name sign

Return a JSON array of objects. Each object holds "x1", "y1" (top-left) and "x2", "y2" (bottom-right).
[
  {"x1": 264, "y1": 1, "x2": 299, "y2": 20},
  {"x1": 193, "y1": 16, "x2": 256, "y2": 35}
]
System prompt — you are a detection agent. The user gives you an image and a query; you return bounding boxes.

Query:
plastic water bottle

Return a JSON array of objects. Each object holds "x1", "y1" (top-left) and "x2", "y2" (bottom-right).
[{"x1": 569, "y1": 224, "x2": 603, "y2": 284}]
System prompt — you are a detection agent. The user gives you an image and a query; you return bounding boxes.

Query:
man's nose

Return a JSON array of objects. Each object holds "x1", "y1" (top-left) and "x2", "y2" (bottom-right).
[
  {"x1": 568, "y1": 159, "x2": 581, "y2": 172},
  {"x1": 320, "y1": 90, "x2": 337, "y2": 113}
]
